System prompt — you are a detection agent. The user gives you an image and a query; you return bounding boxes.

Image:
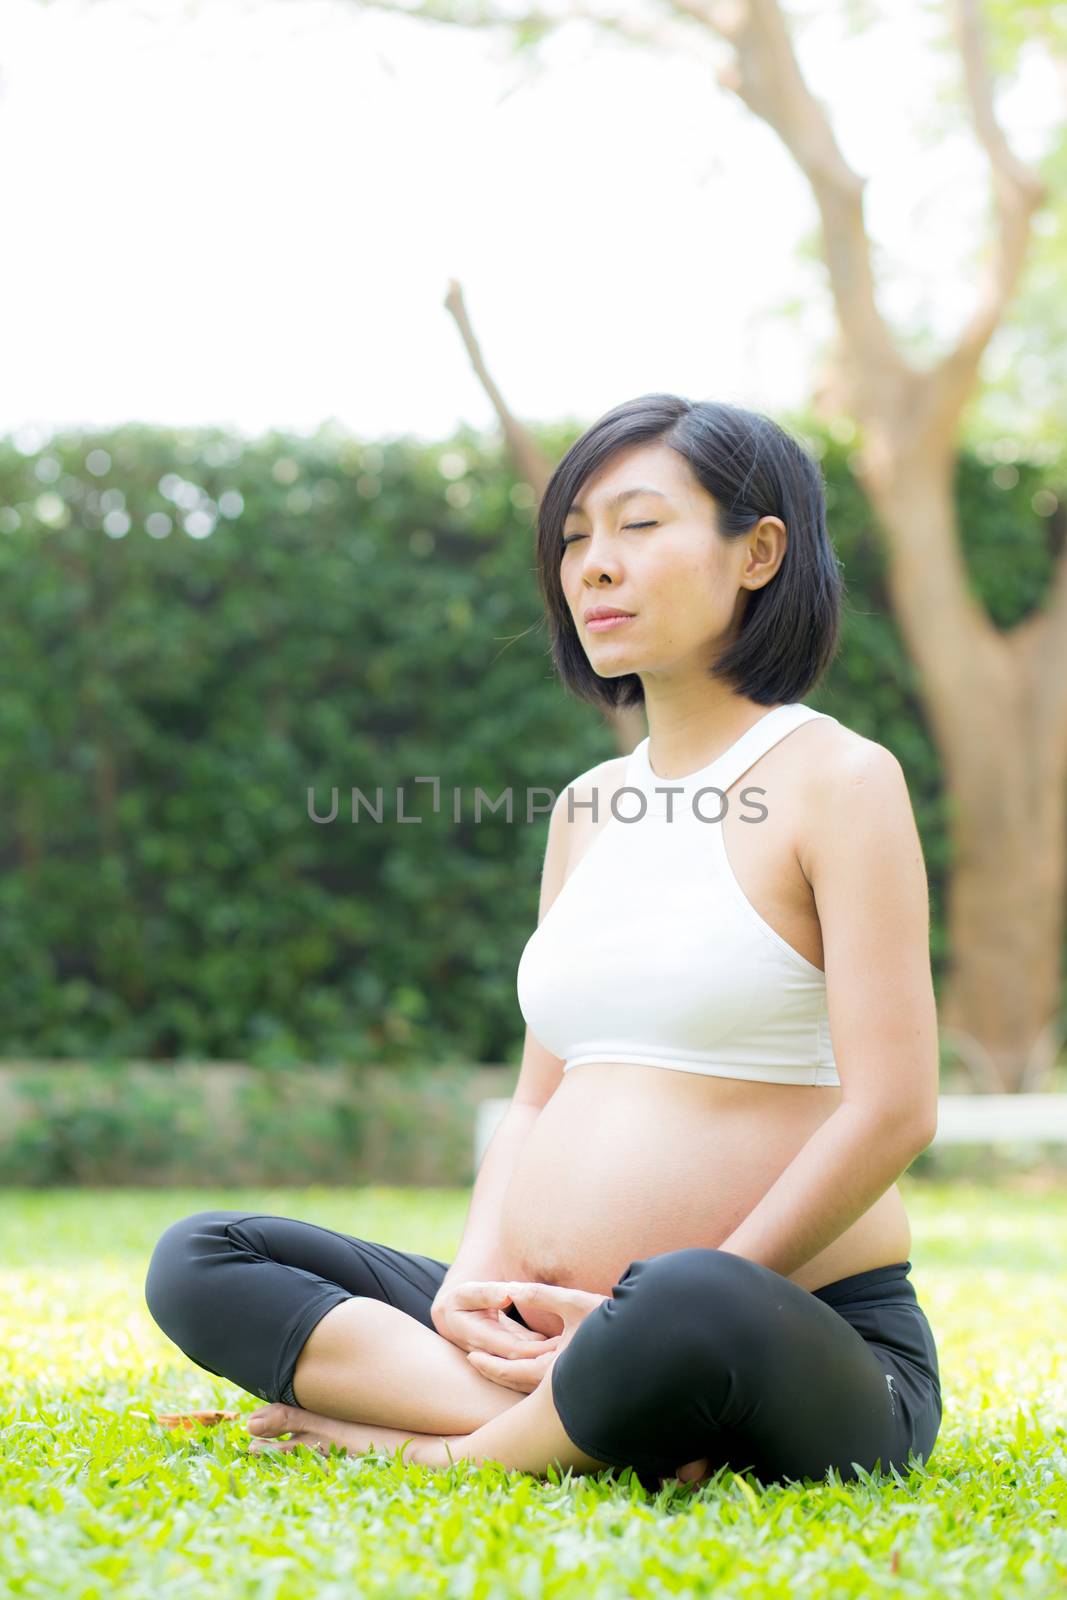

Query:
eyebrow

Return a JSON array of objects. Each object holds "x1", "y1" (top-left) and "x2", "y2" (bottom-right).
[{"x1": 564, "y1": 486, "x2": 671, "y2": 519}]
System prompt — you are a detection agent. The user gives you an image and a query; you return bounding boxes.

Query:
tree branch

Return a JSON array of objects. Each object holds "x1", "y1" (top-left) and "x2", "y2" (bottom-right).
[
  {"x1": 923, "y1": 0, "x2": 1050, "y2": 431},
  {"x1": 443, "y1": 278, "x2": 551, "y2": 496},
  {"x1": 666, "y1": 0, "x2": 909, "y2": 414}
]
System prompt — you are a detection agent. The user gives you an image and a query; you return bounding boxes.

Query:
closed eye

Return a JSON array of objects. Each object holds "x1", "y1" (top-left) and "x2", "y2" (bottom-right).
[{"x1": 561, "y1": 521, "x2": 657, "y2": 549}]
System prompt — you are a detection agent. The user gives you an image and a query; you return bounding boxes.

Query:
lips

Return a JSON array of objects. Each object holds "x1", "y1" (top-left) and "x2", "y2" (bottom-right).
[{"x1": 584, "y1": 608, "x2": 635, "y2": 622}]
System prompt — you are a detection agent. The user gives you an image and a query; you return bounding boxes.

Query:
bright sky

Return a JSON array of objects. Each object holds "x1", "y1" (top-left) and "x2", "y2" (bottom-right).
[{"x1": 0, "y1": 0, "x2": 1058, "y2": 448}]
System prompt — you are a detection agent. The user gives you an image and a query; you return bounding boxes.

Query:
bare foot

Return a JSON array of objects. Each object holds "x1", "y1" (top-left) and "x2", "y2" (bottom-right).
[
  {"x1": 655, "y1": 1452, "x2": 713, "y2": 1484},
  {"x1": 245, "y1": 1402, "x2": 454, "y2": 1465}
]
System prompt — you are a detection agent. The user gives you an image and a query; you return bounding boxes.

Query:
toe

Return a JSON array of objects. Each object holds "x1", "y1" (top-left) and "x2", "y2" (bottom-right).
[{"x1": 248, "y1": 1403, "x2": 293, "y2": 1437}]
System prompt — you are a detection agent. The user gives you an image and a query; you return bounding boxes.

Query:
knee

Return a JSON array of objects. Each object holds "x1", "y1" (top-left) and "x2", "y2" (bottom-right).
[
  {"x1": 554, "y1": 1250, "x2": 764, "y2": 1419},
  {"x1": 143, "y1": 1211, "x2": 229, "y2": 1337},
  {"x1": 552, "y1": 1250, "x2": 750, "y2": 1427},
  {"x1": 618, "y1": 1245, "x2": 753, "y2": 1305},
  {"x1": 610, "y1": 1248, "x2": 770, "y2": 1353}
]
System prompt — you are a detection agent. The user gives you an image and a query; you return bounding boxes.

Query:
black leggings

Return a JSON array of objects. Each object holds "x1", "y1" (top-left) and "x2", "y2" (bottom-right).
[{"x1": 144, "y1": 1210, "x2": 943, "y2": 1487}]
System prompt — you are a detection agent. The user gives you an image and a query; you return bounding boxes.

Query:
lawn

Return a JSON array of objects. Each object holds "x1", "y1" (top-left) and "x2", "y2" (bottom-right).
[{"x1": 1, "y1": 1179, "x2": 1064, "y2": 1598}]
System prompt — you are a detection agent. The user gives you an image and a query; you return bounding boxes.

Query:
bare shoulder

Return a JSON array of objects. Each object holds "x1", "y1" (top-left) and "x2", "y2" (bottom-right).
[
  {"x1": 799, "y1": 715, "x2": 903, "y2": 779},
  {"x1": 794, "y1": 717, "x2": 914, "y2": 882}
]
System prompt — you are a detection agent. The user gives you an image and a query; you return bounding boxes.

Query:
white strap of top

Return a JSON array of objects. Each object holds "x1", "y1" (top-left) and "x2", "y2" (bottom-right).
[{"x1": 702, "y1": 703, "x2": 833, "y2": 795}]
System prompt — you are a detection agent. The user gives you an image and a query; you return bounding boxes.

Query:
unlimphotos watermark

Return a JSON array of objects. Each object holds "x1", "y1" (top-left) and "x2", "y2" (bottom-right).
[{"x1": 307, "y1": 778, "x2": 771, "y2": 826}]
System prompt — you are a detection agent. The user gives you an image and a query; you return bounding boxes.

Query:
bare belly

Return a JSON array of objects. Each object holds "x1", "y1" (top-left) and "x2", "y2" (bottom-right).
[{"x1": 497, "y1": 1063, "x2": 912, "y2": 1335}]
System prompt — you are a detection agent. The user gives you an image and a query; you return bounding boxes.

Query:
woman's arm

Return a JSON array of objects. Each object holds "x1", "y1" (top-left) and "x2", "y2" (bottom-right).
[
  {"x1": 433, "y1": 1022, "x2": 567, "y2": 1311},
  {"x1": 717, "y1": 737, "x2": 940, "y2": 1279},
  {"x1": 434, "y1": 1096, "x2": 542, "y2": 1297},
  {"x1": 434, "y1": 785, "x2": 575, "y2": 1316}
]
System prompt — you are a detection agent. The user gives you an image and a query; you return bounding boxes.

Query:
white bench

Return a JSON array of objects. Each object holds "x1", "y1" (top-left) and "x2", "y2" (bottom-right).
[{"x1": 474, "y1": 1093, "x2": 1067, "y2": 1171}]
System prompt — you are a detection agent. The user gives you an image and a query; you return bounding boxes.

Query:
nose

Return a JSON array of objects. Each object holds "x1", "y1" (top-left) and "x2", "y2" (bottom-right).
[{"x1": 578, "y1": 536, "x2": 624, "y2": 588}]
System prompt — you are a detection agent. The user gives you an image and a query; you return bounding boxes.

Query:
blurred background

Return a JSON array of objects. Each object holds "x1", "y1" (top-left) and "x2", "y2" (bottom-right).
[{"x1": 2, "y1": 0, "x2": 1065, "y2": 1186}]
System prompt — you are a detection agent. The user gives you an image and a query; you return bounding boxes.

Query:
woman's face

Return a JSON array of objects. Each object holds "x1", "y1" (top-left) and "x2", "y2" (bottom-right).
[{"x1": 558, "y1": 440, "x2": 784, "y2": 685}]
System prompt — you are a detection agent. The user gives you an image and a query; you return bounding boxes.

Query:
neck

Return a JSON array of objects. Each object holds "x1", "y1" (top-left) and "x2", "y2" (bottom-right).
[{"x1": 642, "y1": 691, "x2": 787, "y2": 780}]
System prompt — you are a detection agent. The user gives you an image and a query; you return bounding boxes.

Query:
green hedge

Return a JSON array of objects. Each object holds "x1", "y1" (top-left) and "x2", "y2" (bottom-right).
[
  {"x1": 0, "y1": 418, "x2": 1062, "y2": 1068},
  {"x1": 0, "y1": 1061, "x2": 512, "y2": 1187}
]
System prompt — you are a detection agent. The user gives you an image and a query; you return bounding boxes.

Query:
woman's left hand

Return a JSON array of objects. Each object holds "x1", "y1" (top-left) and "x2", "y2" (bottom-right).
[{"x1": 465, "y1": 1281, "x2": 607, "y2": 1394}]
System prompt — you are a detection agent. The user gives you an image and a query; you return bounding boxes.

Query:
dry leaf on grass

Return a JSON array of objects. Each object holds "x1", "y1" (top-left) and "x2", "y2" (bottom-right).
[{"x1": 156, "y1": 1410, "x2": 241, "y2": 1430}]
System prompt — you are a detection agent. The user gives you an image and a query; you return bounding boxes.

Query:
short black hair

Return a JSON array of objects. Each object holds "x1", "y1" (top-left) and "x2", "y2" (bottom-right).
[{"x1": 534, "y1": 392, "x2": 844, "y2": 711}]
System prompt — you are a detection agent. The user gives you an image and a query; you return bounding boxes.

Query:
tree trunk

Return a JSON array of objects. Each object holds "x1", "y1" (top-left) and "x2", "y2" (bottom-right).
[
  {"x1": 940, "y1": 705, "x2": 1066, "y2": 1092},
  {"x1": 857, "y1": 446, "x2": 1067, "y2": 1092}
]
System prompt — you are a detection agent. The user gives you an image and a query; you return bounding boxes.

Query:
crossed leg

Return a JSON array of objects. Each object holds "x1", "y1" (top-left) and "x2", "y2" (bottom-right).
[
  {"x1": 244, "y1": 1293, "x2": 616, "y2": 1475},
  {"x1": 246, "y1": 1363, "x2": 615, "y2": 1475},
  {"x1": 145, "y1": 1212, "x2": 625, "y2": 1478},
  {"x1": 245, "y1": 1247, "x2": 935, "y2": 1491},
  {"x1": 244, "y1": 1291, "x2": 708, "y2": 1481}
]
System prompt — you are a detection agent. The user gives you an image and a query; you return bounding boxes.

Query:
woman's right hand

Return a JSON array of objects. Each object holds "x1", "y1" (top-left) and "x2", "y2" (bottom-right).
[{"x1": 430, "y1": 1279, "x2": 560, "y2": 1362}]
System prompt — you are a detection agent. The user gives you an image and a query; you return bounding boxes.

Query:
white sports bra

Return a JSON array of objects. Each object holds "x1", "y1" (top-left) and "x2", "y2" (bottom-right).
[{"x1": 515, "y1": 702, "x2": 840, "y2": 1086}]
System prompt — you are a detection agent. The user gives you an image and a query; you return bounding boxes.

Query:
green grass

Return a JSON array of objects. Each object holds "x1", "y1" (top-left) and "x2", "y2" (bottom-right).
[{"x1": 1, "y1": 1179, "x2": 1065, "y2": 1598}]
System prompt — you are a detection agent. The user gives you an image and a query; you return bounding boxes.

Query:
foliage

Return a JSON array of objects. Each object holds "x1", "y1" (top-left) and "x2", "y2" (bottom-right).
[
  {"x1": 0, "y1": 1061, "x2": 483, "y2": 1187},
  {"x1": 0, "y1": 418, "x2": 1063, "y2": 1066}
]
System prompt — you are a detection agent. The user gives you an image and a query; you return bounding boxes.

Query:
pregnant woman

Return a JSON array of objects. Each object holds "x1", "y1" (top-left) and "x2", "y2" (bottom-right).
[{"x1": 145, "y1": 394, "x2": 943, "y2": 1490}]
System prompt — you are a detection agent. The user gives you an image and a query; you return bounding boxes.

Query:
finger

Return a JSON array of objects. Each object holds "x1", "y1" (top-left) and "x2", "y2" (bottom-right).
[
  {"x1": 450, "y1": 1281, "x2": 515, "y2": 1310},
  {"x1": 492, "y1": 1336, "x2": 560, "y2": 1359},
  {"x1": 466, "y1": 1350, "x2": 544, "y2": 1393},
  {"x1": 466, "y1": 1322, "x2": 557, "y2": 1360},
  {"x1": 470, "y1": 1318, "x2": 563, "y2": 1356},
  {"x1": 505, "y1": 1281, "x2": 571, "y2": 1305},
  {"x1": 494, "y1": 1313, "x2": 550, "y2": 1343},
  {"x1": 482, "y1": 1333, "x2": 561, "y2": 1362},
  {"x1": 505, "y1": 1281, "x2": 589, "y2": 1320},
  {"x1": 511, "y1": 1281, "x2": 607, "y2": 1316}
]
